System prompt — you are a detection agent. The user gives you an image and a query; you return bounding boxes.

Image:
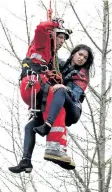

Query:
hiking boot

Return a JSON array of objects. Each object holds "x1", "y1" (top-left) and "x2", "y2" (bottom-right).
[
  {"x1": 33, "y1": 123, "x2": 51, "y2": 137},
  {"x1": 58, "y1": 161, "x2": 75, "y2": 170},
  {"x1": 8, "y1": 158, "x2": 33, "y2": 173},
  {"x1": 44, "y1": 149, "x2": 71, "y2": 164}
]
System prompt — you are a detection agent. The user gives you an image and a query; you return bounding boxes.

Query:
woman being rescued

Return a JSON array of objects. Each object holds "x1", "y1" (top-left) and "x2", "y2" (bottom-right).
[{"x1": 33, "y1": 44, "x2": 94, "y2": 161}]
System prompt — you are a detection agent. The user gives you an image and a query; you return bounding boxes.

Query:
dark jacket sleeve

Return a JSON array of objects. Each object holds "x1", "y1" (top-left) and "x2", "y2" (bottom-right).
[{"x1": 58, "y1": 58, "x2": 66, "y2": 72}]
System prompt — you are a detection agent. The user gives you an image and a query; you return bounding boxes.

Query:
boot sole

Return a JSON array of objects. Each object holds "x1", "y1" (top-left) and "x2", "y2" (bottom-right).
[
  {"x1": 9, "y1": 167, "x2": 32, "y2": 174},
  {"x1": 58, "y1": 161, "x2": 75, "y2": 170},
  {"x1": 44, "y1": 154, "x2": 71, "y2": 164},
  {"x1": 49, "y1": 159, "x2": 75, "y2": 170},
  {"x1": 25, "y1": 167, "x2": 33, "y2": 173}
]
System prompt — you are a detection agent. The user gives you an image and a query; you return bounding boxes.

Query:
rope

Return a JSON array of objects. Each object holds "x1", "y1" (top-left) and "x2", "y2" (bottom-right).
[
  {"x1": 45, "y1": 70, "x2": 63, "y2": 84},
  {"x1": 47, "y1": 0, "x2": 62, "y2": 83},
  {"x1": 47, "y1": 0, "x2": 53, "y2": 21}
]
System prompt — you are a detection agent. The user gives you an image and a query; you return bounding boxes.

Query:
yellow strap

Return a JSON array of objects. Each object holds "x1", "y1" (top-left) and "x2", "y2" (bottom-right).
[{"x1": 23, "y1": 63, "x2": 29, "y2": 68}]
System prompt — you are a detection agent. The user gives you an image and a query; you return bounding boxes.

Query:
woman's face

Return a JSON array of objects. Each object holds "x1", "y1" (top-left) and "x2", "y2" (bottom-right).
[{"x1": 71, "y1": 49, "x2": 88, "y2": 66}]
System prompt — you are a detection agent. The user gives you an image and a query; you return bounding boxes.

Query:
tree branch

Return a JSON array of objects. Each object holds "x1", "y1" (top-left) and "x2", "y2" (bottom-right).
[
  {"x1": 105, "y1": 159, "x2": 111, "y2": 192},
  {"x1": 0, "y1": 18, "x2": 21, "y2": 64},
  {"x1": 24, "y1": 0, "x2": 30, "y2": 45},
  {"x1": 73, "y1": 169, "x2": 91, "y2": 192},
  {"x1": 69, "y1": 0, "x2": 102, "y2": 53},
  {"x1": 68, "y1": 130, "x2": 98, "y2": 166},
  {"x1": 88, "y1": 84, "x2": 101, "y2": 100}
]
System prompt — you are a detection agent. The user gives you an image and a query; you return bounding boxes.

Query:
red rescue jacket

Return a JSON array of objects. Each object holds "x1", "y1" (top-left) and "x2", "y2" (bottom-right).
[{"x1": 26, "y1": 21, "x2": 59, "y2": 64}]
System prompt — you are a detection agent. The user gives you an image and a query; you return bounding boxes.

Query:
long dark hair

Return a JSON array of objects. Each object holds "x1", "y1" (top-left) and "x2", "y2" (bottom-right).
[{"x1": 65, "y1": 44, "x2": 94, "y2": 76}]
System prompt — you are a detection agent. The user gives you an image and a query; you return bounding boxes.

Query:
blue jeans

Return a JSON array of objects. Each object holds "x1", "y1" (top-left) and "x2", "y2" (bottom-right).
[
  {"x1": 23, "y1": 88, "x2": 81, "y2": 159},
  {"x1": 47, "y1": 88, "x2": 82, "y2": 126},
  {"x1": 23, "y1": 113, "x2": 44, "y2": 159}
]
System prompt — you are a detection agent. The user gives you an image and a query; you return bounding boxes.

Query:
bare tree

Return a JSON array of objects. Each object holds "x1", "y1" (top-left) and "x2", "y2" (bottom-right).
[{"x1": 68, "y1": 0, "x2": 112, "y2": 191}]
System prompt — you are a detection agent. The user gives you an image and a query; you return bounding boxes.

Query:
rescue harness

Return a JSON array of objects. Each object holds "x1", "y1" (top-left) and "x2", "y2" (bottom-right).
[
  {"x1": 20, "y1": 57, "x2": 85, "y2": 118},
  {"x1": 20, "y1": 57, "x2": 63, "y2": 117}
]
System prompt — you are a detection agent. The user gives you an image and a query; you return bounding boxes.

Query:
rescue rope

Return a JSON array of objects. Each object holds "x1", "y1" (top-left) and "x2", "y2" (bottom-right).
[
  {"x1": 47, "y1": 0, "x2": 53, "y2": 21},
  {"x1": 45, "y1": 70, "x2": 63, "y2": 84},
  {"x1": 46, "y1": 0, "x2": 63, "y2": 83},
  {"x1": 52, "y1": 0, "x2": 57, "y2": 71}
]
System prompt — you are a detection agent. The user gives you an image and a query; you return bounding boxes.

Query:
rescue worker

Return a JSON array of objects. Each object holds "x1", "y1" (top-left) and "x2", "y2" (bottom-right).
[
  {"x1": 19, "y1": 18, "x2": 66, "y2": 108},
  {"x1": 8, "y1": 19, "x2": 73, "y2": 173},
  {"x1": 33, "y1": 44, "x2": 94, "y2": 164}
]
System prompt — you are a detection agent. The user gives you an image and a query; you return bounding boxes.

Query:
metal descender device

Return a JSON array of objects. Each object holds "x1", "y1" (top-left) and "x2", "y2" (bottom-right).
[{"x1": 26, "y1": 70, "x2": 41, "y2": 118}]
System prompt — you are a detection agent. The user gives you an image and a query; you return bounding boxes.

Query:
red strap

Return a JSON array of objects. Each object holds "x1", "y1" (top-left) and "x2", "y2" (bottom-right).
[{"x1": 47, "y1": 0, "x2": 53, "y2": 21}]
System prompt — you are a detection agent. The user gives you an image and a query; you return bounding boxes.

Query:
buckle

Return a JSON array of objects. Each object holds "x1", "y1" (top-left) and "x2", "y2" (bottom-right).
[
  {"x1": 27, "y1": 69, "x2": 32, "y2": 76},
  {"x1": 26, "y1": 69, "x2": 38, "y2": 81},
  {"x1": 40, "y1": 65, "x2": 48, "y2": 72}
]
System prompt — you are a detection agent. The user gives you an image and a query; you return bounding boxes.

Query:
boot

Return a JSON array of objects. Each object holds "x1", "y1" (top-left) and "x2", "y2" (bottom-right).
[
  {"x1": 8, "y1": 158, "x2": 33, "y2": 173},
  {"x1": 33, "y1": 123, "x2": 51, "y2": 137},
  {"x1": 44, "y1": 149, "x2": 71, "y2": 164},
  {"x1": 58, "y1": 161, "x2": 75, "y2": 170}
]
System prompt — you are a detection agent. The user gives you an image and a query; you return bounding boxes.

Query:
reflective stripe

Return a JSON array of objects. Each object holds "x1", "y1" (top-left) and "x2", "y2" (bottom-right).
[
  {"x1": 46, "y1": 141, "x2": 60, "y2": 151},
  {"x1": 62, "y1": 134, "x2": 67, "y2": 140},
  {"x1": 30, "y1": 53, "x2": 46, "y2": 62},
  {"x1": 46, "y1": 141, "x2": 66, "y2": 152},
  {"x1": 50, "y1": 126, "x2": 65, "y2": 133}
]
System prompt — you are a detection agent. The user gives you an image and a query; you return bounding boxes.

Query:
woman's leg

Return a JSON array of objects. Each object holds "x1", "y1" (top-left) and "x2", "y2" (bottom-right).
[
  {"x1": 33, "y1": 88, "x2": 81, "y2": 136},
  {"x1": 64, "y1": 94, "x2": 82, "y2": 126},
  {"x1": 33, "y1": 88, "x2": 67, "y2": 136},
  {"x1": 47, "y1": 88, "x2": 81, "y2": 125},
  {"x1": 8, "y1": 112, "x2": 44, "y2": 173},
  {"x1": 23, "y1": 113, "x2": 44, "y2": 159},
  {"x1": 46, "y1": 88, "x2": 67, "y2": 124}
]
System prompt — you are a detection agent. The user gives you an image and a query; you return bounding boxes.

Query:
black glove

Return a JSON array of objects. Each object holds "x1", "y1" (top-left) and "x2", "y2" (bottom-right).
[{"x1": 64, "y1": 69, "x2": 78, "y2": 84}]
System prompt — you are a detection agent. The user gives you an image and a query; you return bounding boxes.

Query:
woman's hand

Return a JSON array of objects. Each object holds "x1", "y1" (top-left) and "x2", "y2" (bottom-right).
[{"x1": 52, "y1": 84, "x2": 67, "y2": 92}]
